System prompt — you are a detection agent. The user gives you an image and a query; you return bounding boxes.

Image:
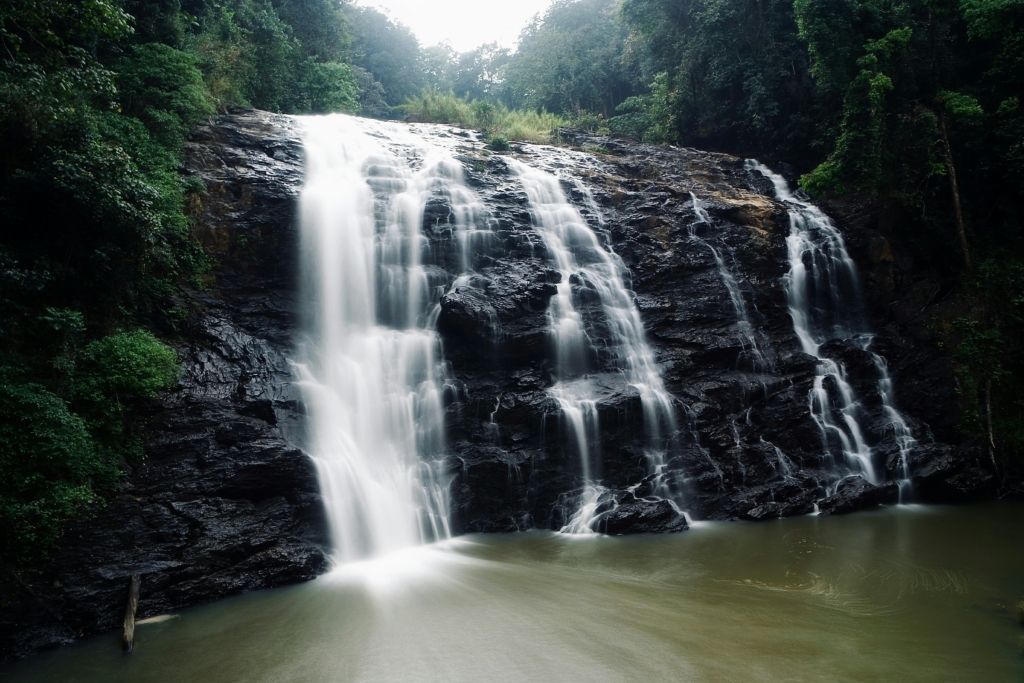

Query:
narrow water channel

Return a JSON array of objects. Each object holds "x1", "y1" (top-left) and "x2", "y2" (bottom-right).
[{"x1": 4, "y1": 502, "x2": 1022, "y2": 682}]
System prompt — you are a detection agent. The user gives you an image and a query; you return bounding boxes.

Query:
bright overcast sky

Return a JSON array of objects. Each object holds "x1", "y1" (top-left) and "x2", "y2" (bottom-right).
[{"x1": 354, "y1": 0, "x2": 556, "y2": 52}]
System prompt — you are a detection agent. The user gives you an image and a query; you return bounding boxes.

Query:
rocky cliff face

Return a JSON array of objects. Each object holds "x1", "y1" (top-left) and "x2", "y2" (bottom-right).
[
  {"x1": 0, "y1": 109, "x2": 326, "y2": 660},
  {"x1": 0, "y1": 109, "x2": 996, "y2": 660},
  {"x1": 438, "y1": 130, "x2": 991, "y2": 533}
]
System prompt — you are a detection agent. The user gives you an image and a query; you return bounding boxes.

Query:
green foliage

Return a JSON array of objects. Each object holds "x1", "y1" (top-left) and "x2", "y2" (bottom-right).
[
  {"x1": 488, "y1": 135, "x2": 511, "y2": 152},
  {"x1": 942, "y1": 91, "x2": 984, "y2": 119},
  {"x1": 292, "y1": 59, "x2": 359, "y2": 114},
  {"x1": 440, "y1": 43, "x2": 511, "y2": 102},
  {"x1": 344, "y1": 4, "x2": 423, "y2": 110},
  {"x1": 1, "y1": 106, "x2": 209, "y2": 334},
  {"x1": 564, "y1": 110, "x2": 611, "y2": 134},
  {"x1": 960, "y1": 0, "x2": 1024, "y2": 39},
  {"x1": 117, "y1": 43, "x2": 214, "y2": 148},
  {"x1": 0, "y1": 329, "x2": 177, "y2": 564},
  {"x1": 0, "y1": 0, "x2": 127, "y2": 179},
  {"x1": 186, "y1": 4, "x2": 258, "y2": 107},
  {"x1": 500, "y1": 0, "x2": 638, "y2": 116},
  {"x1": 73, "y1": 330, "x2": 178, "y2": 463},
  {"x1": 952, "y1": 317, "x2": 1004, "y2": 436},
  {"x1": 609, "y1": 72, "x2": 678, "y2": 143},
  {"x1": 273, "y1": 0, "x2": 352, "y2": 64},
  {"x1": 793, "y1": 0, "x2": 860, "y2": 93},
  {"x1": 0, "y1": 379, "x2": 109, "y2": 565},
  {"x1": 800, "y1": 27, "x2": 912, "y2": 195},
  {"x1": 949, "y1": 260, "x2": 1024, "y2": 463},
  {"x1": 620, "y1": 0, "x2": 814, "y2": 156},
  {"x1": 401, "y1": 90, "x2": 566, "y2": 143},
  {"x1": 76, "y1": 330, "x2": 179, "y2": 405},
  {"x1": 351, "y1": 65, "x2": 390, "y2": 118},
  {"x1": 180, "y1": 0, "x2": 358, "y2": 114}
]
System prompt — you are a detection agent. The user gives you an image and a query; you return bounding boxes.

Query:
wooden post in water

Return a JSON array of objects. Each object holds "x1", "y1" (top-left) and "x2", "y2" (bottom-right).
[{"x1": 123, "y1": 573, "x2": 140, "y2": 653}]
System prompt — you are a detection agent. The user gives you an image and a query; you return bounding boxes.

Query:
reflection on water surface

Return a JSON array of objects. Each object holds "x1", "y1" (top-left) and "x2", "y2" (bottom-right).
[{"x1": 4, "y1": 503, "x2": 1023, "y2": 682}]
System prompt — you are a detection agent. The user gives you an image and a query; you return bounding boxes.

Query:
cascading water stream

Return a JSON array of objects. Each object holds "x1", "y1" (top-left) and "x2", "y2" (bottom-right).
[
  {"x1": 508, "y1": 159, "x2": 678, "y2": 532},
  {"x1": 873, "y1": 353, "x2": 917, "y2": 499},
  {"x1": 293, "y1": 114, "x2": 479, "y2": 563},
  {"x1": 746, "y1": 161, "x2": 914, "y2": 493},
  {"x1": 689, "y1": 193, "x2": 768, "y2": 370}
]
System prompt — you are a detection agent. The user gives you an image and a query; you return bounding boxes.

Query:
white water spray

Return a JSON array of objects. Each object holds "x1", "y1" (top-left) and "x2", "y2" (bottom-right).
[
  {"x1": 294, "y1": 115, "x2": 472, "y2": 563},
  {"x1": 689, "y1": 193, "x2": 767, "y2": 370},
  {"x1": 508, "y1": 159, "x2": 677, "y2": 532},
  {"x1": 746, "y1": 160, "x2": 914, "y2": 489}
]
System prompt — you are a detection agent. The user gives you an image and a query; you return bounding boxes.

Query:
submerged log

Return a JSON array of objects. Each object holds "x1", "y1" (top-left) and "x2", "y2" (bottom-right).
[{"x1": 122, "y1": 574, "x2": 140, "y2": 653}]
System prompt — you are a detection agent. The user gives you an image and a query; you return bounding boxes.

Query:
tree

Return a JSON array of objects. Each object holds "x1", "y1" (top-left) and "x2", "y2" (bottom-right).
[
  {"x1": 449, "y1": 43, "x2": 510, "y2": 101},
  {"x1": 501, "y1": 0, "x2": 638, "y2": 116},
  {"x1": 619, "y1": 0, "x2": 815, "y2": 156},
  {"x1": 344, "y1": 5, "x2": 424, "y2": 106}
]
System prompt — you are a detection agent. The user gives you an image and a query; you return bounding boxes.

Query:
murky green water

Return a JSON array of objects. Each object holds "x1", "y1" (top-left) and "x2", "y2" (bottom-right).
[{"x1": 4, "y1": 503, "x2": 1024, "y2": 682}]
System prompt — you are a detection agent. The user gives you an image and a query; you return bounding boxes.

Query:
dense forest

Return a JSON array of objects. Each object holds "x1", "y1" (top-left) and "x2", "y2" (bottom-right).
[{"x1": 1, "y1": 0, "x2": 1022, "y2": 568}]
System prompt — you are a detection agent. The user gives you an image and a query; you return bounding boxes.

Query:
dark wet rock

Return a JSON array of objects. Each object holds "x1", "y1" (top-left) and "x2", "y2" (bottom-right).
[
  {"x1": 598, "y1": 500, "x2": 689, "y2": 535},
  {"x1": 744, "y1": 502, "x2": 784, "y2": 520},
  {"x1": 911, "y1": 443, "x2": 997, "y2": 502},
  {"x1": 818, "y1": 476, "x2": 899, "y2": 515}
]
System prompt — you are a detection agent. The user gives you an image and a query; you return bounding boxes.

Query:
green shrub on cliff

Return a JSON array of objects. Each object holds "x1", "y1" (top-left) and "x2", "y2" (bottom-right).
[
  {"x1": 76, "y1": 330, "x2": 180, "y2": 405},
  {"x1": 0, "y1": 330, "x2": 177, "y2": 565},
  {"x1": 0, "y1": 380, "x2": 110, "y2": 566}
]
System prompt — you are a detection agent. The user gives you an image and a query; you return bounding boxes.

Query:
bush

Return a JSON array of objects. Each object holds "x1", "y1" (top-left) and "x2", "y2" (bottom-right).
[
  {"x1": 0, "y1": 330, "x2": 177, "y2": 566},
  {"x1": 73, "y1": 329, "x2": 179, "y2": 469},
  {"x1": 75, "y1": 330, "x2": 179, "y2": 406},
  {"x1": 400, "y1": 90, "x2": 565, "y2": 143},
  {"x1": 117, "y1": 44, "x2": 214, "y2": 149},
  {"x1": 488, "y1": 135, "x2": 511, "y2": 151},
  {"x1": 0, "y1": 381, "x2": 113, "y2": 565},
  {"x1": 564, "y1": 111, "x2": 610, "y2": 134},
  {"x1": 608, "y1": 73, "x2": 679, "y2": 144}
]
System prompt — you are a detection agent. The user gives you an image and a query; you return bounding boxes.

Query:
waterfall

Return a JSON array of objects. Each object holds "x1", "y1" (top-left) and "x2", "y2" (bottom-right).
[
  {"x1": 290, "y1": 113, "x2": 912, "y2": 553},
  {"x1": 689, "y1": 193, "x2": 768, "y2": 370},
  {"x1": 873, "y1": 353, "x2": 917, "y2": 499},
  {"x1": 746, "y1": 161, "x2": 914, "y2": 491},
  {"x1": 508, "y1": 159, "x2": 678, "y2": 532},
  {"x1": 293, "y1": 114, "x2": 469, "y2": 563}
]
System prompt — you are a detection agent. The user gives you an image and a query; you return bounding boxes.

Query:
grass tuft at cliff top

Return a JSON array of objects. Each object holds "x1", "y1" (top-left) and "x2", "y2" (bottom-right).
[{"x1": 400, "y1": 91, "x2": 567, "y2": 144}]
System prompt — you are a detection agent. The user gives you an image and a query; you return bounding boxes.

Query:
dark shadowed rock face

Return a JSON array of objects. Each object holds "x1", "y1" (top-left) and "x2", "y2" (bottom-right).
[
  {"x1": 0, "y1": 108, "x2": 327, "y2": 660},
  {"x1": 0, "y1": 112, "x2": 998, "y2": 660}
]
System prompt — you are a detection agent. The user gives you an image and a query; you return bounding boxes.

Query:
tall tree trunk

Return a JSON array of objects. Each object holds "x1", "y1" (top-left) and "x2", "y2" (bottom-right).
[
  {"x1": 985, "y1": 376, "x2": 999, "y2": 475},
  {"x1": 937, "y1": 111, "x2": 972, "y2": 273}
]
